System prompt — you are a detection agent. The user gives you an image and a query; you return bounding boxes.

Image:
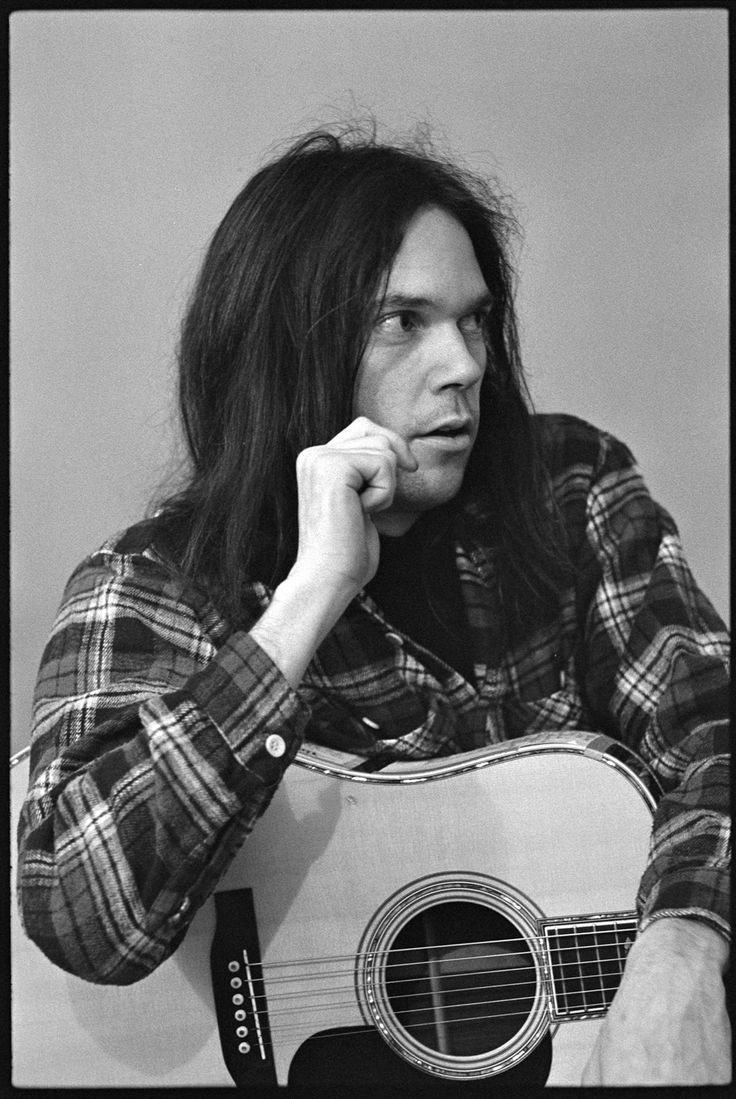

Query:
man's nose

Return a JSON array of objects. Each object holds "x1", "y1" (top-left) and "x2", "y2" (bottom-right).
[{"x1": 428, "y1": 325, "x2": 486, "y2": 391}]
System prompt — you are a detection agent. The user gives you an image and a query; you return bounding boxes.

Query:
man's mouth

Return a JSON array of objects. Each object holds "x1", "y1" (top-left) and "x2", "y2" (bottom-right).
[
  {"x1": 426, "y1": 426, "x2": 465, "y2": 438},
  {"x1": 417, "y1": 418, "x2": 473, "y2": 440},
  {"x1": 414, "y1": 419, "x2": 474, "y2": 450}
]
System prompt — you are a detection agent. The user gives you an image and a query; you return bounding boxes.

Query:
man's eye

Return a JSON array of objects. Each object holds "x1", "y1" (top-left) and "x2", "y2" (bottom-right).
[
  {"x1": 459, "y1": 309, "x2": 490, "y2": 334},
  {"x1": 376, "y1": 312, "x2": 417, "y2": 335}
]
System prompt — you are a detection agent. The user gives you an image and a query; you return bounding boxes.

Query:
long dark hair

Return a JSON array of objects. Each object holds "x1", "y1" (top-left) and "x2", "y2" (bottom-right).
[{"x1": 153, "y1": 122, "x2": 569, "y2": 637}]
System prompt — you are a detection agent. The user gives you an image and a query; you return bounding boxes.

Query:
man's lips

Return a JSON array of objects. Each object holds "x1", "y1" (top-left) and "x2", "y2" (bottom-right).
[
  {"x1": 414, "y1": 417, "x2": 474, "y2": 439},
  {"x1": 410, "y1": 417, "x2": 476, "y2": 452}
]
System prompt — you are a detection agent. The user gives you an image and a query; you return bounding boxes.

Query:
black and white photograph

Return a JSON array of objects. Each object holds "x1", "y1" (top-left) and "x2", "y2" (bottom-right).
[{"x1": 10, "y1": 10, "x2": 729, "y2": 1092}]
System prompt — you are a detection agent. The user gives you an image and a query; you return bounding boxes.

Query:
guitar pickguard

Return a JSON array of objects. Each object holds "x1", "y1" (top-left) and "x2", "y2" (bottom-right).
[{"x1": 287, "y1": 1025, "x2": 552, "y2": 1092}]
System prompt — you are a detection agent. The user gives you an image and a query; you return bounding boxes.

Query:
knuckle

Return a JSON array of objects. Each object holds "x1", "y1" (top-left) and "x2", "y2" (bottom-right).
[{"x1": 295, "y1": 445, "x2": 324, "y2": 474}]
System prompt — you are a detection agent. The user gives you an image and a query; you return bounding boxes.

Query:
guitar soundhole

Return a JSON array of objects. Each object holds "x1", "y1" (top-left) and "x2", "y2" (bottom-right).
[{"x1": 384, "y1": 901, "x2": 537, "y2": 1058}]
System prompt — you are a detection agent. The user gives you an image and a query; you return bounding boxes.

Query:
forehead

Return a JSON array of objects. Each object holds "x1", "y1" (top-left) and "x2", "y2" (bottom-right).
[{"x1": 382, "y1": 206, "x2": 488, "y2": 303}]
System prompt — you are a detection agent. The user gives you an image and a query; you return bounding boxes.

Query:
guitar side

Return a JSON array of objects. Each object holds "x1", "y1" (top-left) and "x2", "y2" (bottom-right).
[{"x1": 11, "y1": 733, "x2": 657, "y2": 1088}]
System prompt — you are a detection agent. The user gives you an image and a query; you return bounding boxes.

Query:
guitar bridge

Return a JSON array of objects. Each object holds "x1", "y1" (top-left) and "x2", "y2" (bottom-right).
[{"x1": 210, "y1": 888, "x2": 278, "y2": 1088}]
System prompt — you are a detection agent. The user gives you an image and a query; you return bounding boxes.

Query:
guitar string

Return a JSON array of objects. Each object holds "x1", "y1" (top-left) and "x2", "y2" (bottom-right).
[
  {"x1": 247, "y1": 993, "x2": 618, "y2": 1050},
  {"x1": 239, "y1": 967, "x2": 626, "y2": 1050},
  {"x1": 253, "y1": 958, "x2": 625, "y2": 1009},
  {"x1": 235, "y1": 957, "x2": 627, "y2": 1024},
  {"x1": 256, "y1": 943, "x2": 628, "y2": 987},
  {"x1": 264, "y1": 983, "x2": 539, "y2": 1022},
  {"x1": 261, "y1": 969, "x2": 537, "y2": 1007},
  {"x1": 241, "y1": 940, "x2": 631, "y2": 1004},
  {"x1": 224, "y1": 924, "x2": 632, "y2": 1048},
  {"x1": 244, "y1": 974, "x2": 625, "y2": 1024},
  {"x1": 272, "y1": 986, "x2": 540, "y2": 1018},
  {"x1": 231, "y1": 945, "x2": 627, "y2": 1049},
  {"x1": 243, "y1": 990, "x2": 622, "y2": 1051},
  {"x1": 262, "y1": 962, "x2": 540, "y2": 999},
  {"x1": 260, "y1": 943, "x2": 631, "y2": 984},
  {"x1": 251, "y1": 922, "x2": 637, "y2": 977}
]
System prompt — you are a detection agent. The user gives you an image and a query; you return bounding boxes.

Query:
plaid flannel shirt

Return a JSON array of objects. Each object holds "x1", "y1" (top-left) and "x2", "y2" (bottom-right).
[{"x1": 17, "y1": 414, "x2": 730, "y2": 984}]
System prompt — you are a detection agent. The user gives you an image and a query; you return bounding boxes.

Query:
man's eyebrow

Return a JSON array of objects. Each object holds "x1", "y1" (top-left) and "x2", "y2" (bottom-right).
[{"x1": 376, "y1": 290, "x2": 494, "y2": 312}]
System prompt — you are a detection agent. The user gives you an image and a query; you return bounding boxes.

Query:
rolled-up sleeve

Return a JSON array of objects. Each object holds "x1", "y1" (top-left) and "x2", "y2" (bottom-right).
[
  {"x1": 17, "y1": 546, "x2": 311, "y2": 984},
  {"x1": 578, "y1": 429, "x2": 730, "y2": 940}
]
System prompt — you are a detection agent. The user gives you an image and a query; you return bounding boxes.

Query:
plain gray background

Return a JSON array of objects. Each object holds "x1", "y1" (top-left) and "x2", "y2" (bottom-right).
[{"x1": 10, "y1": 10, "x2": 728, "y2": 756}]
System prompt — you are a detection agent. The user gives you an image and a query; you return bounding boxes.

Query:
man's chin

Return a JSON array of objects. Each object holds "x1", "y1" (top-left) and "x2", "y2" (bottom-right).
[
  {"x1": 373, "y1": 473, "x2": 466, "y2": 534},
  {"x1": 372, "y1": 511, "x2": 418, "y2": 537}
]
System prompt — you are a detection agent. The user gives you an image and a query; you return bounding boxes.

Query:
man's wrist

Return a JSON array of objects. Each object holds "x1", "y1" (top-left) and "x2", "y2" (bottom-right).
[
  {"x1": 634, "y1": 916, "x2": 729, "y2": 975},
  {"x1": 249, "y1": 569, "x2": 354, "y2": 689}
]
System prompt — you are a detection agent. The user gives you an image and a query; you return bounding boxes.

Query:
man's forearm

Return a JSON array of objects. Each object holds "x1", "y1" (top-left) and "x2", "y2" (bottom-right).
[
  {"x1": 249, "y1": 569, "x2": 357, "y2": 689},
  {"x1": 582, "y1": 916, "x2": 731, "y2": 1085}
]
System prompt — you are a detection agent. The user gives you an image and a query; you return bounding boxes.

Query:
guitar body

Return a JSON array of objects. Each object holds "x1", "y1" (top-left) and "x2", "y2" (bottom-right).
[{"x1": 11, "y1": 731, "x2": 657, "y2": 1088}]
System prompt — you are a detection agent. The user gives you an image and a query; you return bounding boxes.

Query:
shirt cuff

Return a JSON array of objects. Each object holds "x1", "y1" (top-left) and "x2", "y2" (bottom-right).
[
  {"x1": 639, "y1": 907, "x2": 730, "y2": 945},
  {"x1": 186, "y1": 629, "x2": 311, "y2": 786},
  {"x1": 637, "y1": 865, "x2": 731, "y2": 943}
]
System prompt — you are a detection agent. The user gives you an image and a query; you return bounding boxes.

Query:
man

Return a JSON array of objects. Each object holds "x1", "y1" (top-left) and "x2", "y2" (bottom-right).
[{"x1": 17, "y1": 125, "x2": 730, "y2": 1086}]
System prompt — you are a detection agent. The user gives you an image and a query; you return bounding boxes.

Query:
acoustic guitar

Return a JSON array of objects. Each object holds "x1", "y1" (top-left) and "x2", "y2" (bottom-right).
[{"x1": 11, "y1": 730, "x2": 658, "y2": 1089}]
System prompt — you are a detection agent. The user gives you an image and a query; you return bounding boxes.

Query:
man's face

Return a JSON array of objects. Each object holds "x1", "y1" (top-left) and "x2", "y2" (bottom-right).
[{"x1": 353, "y1": 205, "x2": 490, "y2": 534}]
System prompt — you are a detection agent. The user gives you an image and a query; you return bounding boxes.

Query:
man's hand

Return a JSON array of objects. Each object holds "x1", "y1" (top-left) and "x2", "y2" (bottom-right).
[
  {"x1": 250, "y1": 418, "x2": 417, "y2": 688},
  {"x1": 581, "y1": 917, "x2": 731, "y2": 1085},
  {"x1": 292, "y1": 416, "x2": 417, "y2": 596}
]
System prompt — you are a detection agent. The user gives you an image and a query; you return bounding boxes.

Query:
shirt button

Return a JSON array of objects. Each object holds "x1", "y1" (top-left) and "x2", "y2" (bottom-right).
[
  {"x1": 172, "y1": 897, "x2": 190, "y2": 923},
  {"x1": 265, "y1": 734, "x2": 286, "y2": 758}
]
